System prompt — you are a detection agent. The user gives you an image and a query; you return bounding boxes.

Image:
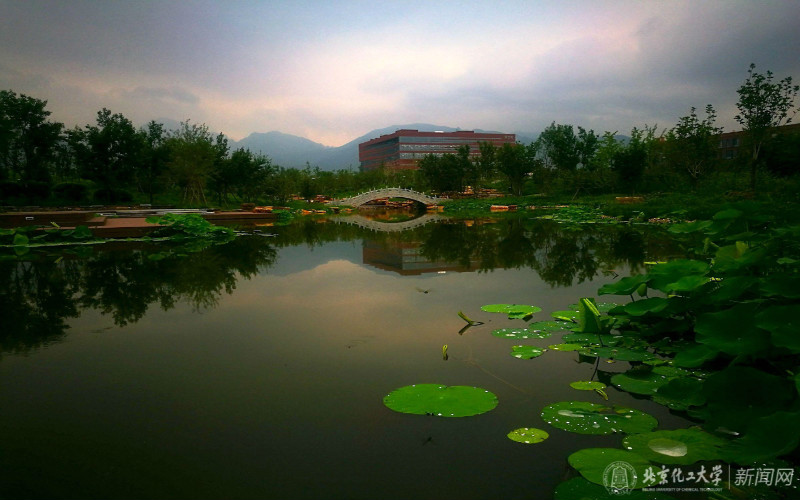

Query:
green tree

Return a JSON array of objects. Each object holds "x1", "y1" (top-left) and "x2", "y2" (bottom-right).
[
  {"x1": 418, "y1": 153, "x2": 465, "y2": 193},
  {"x1": 734, "y1": 63, "x2": 799, "y2": 190},
  {"x1": 72, "y1": 108, "x2": 142, "y2": 202},
  {"x1": 496, "y1": 143, "x2": 531, "y2": 196},
  {"x1": 665, "y1": 105, "x2": 723, "y2": 188},
  {"x1": 612, "y1": 127, "x2": 652, "y2": 193},
  {"x1": 0, "y1": 90, "x2": 63, "y2": 182},
  {"x1": 138, "y1": 121, "x2": 169, "y2": 205},
  {"x1": 475, "y1": 141, "x2": 497, "y2": 190},
  {"x1": 537, "y1": 122, "x2": 580, "y2": 171},
  {"x1": 166, "y1": 121, "x2": 221, "y2": 205}
]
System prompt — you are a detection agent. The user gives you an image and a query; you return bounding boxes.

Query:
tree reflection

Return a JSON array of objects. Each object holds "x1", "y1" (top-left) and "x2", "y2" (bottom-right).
[
  {"x1": 0, "y1": 215, "x2": 681, "y2": 355},
  {"x1": 0, "y1": 236, "x2": 278, "y2": 354}
]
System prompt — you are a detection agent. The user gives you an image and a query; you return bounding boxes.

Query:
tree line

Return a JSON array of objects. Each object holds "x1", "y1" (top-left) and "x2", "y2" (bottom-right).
[
  {"x1": 1, "y1": 64, "x2": 797, "y2": 207},
  {"x1": 419, "y1": 64, "x2": 798, "y2": 196}
]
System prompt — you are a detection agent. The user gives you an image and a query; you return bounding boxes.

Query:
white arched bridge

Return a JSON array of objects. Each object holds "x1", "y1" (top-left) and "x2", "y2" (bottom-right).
[{"x1": 329, "y1": 188, "x2": 440, "y2": 208}]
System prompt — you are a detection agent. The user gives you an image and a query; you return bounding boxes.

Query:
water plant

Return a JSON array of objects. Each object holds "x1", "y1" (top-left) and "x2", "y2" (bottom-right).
[
  {"x1": 383, "y1": 384, "x2": 498, "y2": 417},
  {"x1": 478, "y1": 204, "x2": 800, "y2": 497}
]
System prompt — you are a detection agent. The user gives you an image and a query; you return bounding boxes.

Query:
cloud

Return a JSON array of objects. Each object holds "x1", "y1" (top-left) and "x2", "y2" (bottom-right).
[{"x1": 1, "y1": 1, "x2": 798, "y2": 144}]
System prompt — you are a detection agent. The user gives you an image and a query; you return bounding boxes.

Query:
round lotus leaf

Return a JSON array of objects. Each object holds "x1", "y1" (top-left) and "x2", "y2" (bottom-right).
[
  {"x1": 568, "y1": 448, "x2": 653, "y2": 490},
  {"x1": 548, "y1": 343, "x2": 584, "y2": 352},
  {"x1": 491, "y1": 327, "x2": 551, "y2": 340},
  {"x1": 570, "y1": 381, "x2": 607, "y2": 391},
  {"x1": 481, "y1": 304, "x2": 541, "y2": 318},
  {"x1": 507, "y1": 427, "x2": 549, "y2": 444},
  {"x1": 383, "y1": 384, "x2": 498, "y2": 417},
  {"x1": 582, "y1": 347, "x2": 656, "y2": 362},
  {"x1": 528, "y1": 320, "x2": 573, "y2": 332},
  {"x1": 554, "y1": 477, "x2": 677, "y2": 500},
  {"x1": 510, "y1": 345, "x2": 545, "y2": 359},
  {"x1": 611, "y1": 371, "x2": 673, "y2": 396},
  {"x1": 623, "y1": 428, "x2": 727, "y2": 465},
  {"x1": 541, "y1": 401, "x2": 658, "y2": 435}
]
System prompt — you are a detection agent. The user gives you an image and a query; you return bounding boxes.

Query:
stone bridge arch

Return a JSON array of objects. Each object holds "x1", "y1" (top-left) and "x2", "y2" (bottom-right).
[{"x1": 329, "y1": 188, "x2": 440, "y2": 208}]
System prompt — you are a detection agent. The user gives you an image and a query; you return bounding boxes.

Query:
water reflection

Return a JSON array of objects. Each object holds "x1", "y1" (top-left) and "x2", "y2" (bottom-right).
[{"x1": 0, "y1": 216, "x2": 681, "y2": 355}]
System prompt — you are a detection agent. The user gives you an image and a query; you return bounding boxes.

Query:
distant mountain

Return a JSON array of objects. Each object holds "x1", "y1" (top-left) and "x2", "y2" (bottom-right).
[{"x1": 233, "y1": 131, "x2": 332, "y2": 168}]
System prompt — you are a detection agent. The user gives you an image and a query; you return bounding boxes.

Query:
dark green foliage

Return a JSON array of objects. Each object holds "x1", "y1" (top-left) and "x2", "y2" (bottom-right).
[
  {"x1": 52, "y1": 182, "x2": 88, "y2": 203},
  {"x1": 93, "y1": 188, "x2": 133, "y2": 203}
]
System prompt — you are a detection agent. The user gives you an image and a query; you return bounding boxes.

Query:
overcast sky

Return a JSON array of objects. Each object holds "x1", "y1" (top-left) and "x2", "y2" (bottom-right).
[{"x1": 1, "y1": 0, "x2": 798, "y2": 146}]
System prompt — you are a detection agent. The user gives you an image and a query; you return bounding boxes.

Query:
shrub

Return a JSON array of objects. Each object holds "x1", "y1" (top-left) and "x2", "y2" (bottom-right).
[
  {"x1": 52, "y1": 183, "x2": 89, "y2": 203},
  {"x1": 93, "y1": 188, "x2": 134, "y2": 204}
]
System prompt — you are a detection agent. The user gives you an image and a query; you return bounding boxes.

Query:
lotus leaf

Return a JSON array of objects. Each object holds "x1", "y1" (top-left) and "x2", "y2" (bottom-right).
[
  {"x1": 481, "y1": 304, "x2": 541, "y2": 319},
  {"x1": 611, "y1": 371, "x2": 672, "y2": 396},
  {"x1": 699, "y1": 367, "x2": 794, "y2": 433},
  {"x1": 554, "y1": 477, "x2": 676, "y2": 500},
  {"x1": 623, "y1": 428, "x2": 726, "y2": 465},
  {"x1": 581, "y1": 347, "x2": 655, "y2": 362},
  {"x1": 755, "y1": 304, "x2": 800, "y2": 352},
  {"x1": 651, "y1": 377, "x2": 706, "y2": 410},
  {"x1": 510, "y1": 345, "x2": 545, "y2": 359},
  {"x1": 721, "y1": 411, "x2": 800, "y2": 464},
  {"x1": 665, "y1": 275, "x2": 710, "y2": 293},
  {"x1": 507, "y1": 427, "x2": 549, "y2": 444},
  {"x1": 491, "y1": 327, "x2": 551, "y2": 340},
  {"x1": 623, "y1": 297, "x2": 670, "y2": 316},
  {"x1": 551, "y1": 310, "x2": 580, "y2": 322},
  {"x1": 548, "y1": 343, "x2": 584, "y2": 352},
  {"x1": 598, "y1": 274, "x2": 649, "y2": 296},
  {"x1": 568, "y1": 448, "x2": 652, "y2": 489},
  {"x1": 541, "y1": 401, "x2": 658, "y2": 435},
  {"x1": 570, "y1": 381, "x2": 606, "y2": 391},
  {"x1": 760, "y1": 276, "x2": 800, "y2": 299},
  {"x1": 672, "y1": 344, "x2": 717, "y2": 368},
  {"x1": 527, "y1": 320, "x2": 573, "y2": 332},
  {"x1": 383, "y1": 384, "x2": 498, "y2": 417},
  {"x1": 695, "y1": 303, "x2": 770, "y2": 356},
  {"x1": 561, "y1": 333, "x2": 622, "y2": 346}
]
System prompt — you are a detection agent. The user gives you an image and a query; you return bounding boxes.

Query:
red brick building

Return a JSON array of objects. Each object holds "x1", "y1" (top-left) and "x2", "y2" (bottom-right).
[
  {"x1": 358, "y1": 129, "x2": 516, "y2": 171},
  {"x1": 717, "y1": 122, "x2": 800, "y2": 159}
]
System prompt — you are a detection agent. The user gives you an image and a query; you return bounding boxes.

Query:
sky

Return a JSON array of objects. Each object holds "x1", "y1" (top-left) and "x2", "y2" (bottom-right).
[{"x1": 1, "y1": 0, "x2": 798, "y2": 147}]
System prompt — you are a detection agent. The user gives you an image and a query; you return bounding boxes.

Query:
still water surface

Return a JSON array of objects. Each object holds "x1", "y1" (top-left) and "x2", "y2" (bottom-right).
[{"x1": 1, "y1": 216, "x2": 691, "y2": 499}]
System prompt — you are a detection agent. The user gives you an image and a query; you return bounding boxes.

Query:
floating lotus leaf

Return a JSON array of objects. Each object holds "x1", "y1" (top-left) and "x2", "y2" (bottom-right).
[
  {"x1": 652, "y1": 377, "x2": 706, "y2": 410},
  {"x1": 672, "y1": 344, "x2": 718, "y2": 368},
  {"x1": 568, "y1": 448, "x2": 652, "y2": 489},
  {"x1": 696, "y1": 303, "x2": 770, "y2": 356},
  {"x1": 383, "y1": 384, "x2": 498, "y2": 417},
  {"x1": 756, "y1": 304, "x2": 800, "y2": 352},
  {"x1": 551, "y1": 309, "x2": 580, "y2": 322},
  {"x1": 623, "y1": 428, "x2": 727, "y2": 465},
  {"x1": 491, "y1": 327, "x2": 551, "y2": 340},
  {"x1": 510, "y1": 345, "x2": 545, "y2": 359},
  {"x1": 721, "y1": 411, "x2": 800, "y2": 464},
  {"x1": 541, "y1": 401, "x2": 658, "y2": 435},
  {"x1": 570, "y1": 381, "x2": 607, "y2": 391},
  {"x1": 507, "y1": 427, "x2": 549, "y2": 444},
  {"x1": 481, "y1": 304, "x2": 541, "y2": 319},
  {"x1": 548, "y1": 343, "x2": 583, "y2": 352},
  {"x1": 561, "y1": 333, "x2": 623, "y2": 346},
  {"x1": 528, "y1": 320, "x2": 573, "y2": 332},
  {"x1": 598, "y1": 275, "x2": 649, "y2": 296},
  {"x1": 611, "y1": 371, "x2": 672, "y2": 396},
  {"x1": 623, "y1": 297, "x2": 670, "y2": 316},
  {"x1": 554, "y1": 477, "x2": 676, "y2": 500},
  {"x1": 581, "y1": 347, "x2": 655, "y2": 362}
]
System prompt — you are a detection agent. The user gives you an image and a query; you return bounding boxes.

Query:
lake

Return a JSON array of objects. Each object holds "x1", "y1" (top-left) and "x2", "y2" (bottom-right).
[{"x1": 0, "y1": 215, "x2": 692, "y2": 499}]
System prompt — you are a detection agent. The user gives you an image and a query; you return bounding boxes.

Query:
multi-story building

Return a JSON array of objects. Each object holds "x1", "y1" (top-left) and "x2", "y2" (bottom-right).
[
  {"x1": 358, "y1": 129, "x2": 516, "y2": 171},
  {"x1": 717, "y1": 122, "x2": 800, "y2": 159}
]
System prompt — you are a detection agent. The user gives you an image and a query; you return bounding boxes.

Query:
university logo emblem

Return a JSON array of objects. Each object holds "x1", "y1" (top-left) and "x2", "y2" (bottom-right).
[{"x1": 603, "y1": 460, "x2": 637, "y2": 495}]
